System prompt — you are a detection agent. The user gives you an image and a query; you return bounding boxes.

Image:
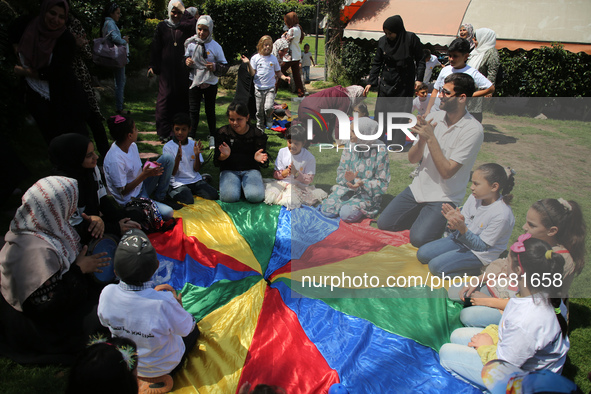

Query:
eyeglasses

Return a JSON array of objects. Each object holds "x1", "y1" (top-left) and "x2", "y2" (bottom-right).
[{"x1": 440, "y1": 88, "x2": 457, "y2": 97}]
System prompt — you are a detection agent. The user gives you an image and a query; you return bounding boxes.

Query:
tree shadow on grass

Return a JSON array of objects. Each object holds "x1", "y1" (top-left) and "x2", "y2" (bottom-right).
[{"x1": 482, "y1": 124, "x2": 518, "y2": 145}]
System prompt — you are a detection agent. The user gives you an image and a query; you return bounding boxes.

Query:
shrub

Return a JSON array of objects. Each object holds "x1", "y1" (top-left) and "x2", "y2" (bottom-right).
[
  {"x1": 200, "y1": 0, "x2": 315, "y2": 63},
  {"x1": 341, "y1": 39, "x2": 374, "y2": 84},
  {"x1": 497, "y1": 43, "x2": 591, "y2": 97}
]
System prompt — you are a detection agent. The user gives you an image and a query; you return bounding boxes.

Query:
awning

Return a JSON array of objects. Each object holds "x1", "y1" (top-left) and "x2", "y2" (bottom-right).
[{"x1": 343, "y1": 0, "x2": 591, "y2": 54}]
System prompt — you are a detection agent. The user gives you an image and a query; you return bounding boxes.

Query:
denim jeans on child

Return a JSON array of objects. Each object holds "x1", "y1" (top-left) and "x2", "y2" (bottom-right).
[
  {"x1": 219, "y1": 170, "x2": 264, "y2": 203},
  {"x1": 140, "y1": 153, "x2": 174, "y2": 219},
  {"x1": 416, "y1": 235, "x2": 483, "y2": 278},
  {"x1": 439, "y1": 327, "x2": 487, "y2": 390}
]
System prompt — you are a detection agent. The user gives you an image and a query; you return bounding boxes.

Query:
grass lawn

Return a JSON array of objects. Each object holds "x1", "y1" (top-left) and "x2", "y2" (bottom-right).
[{"x1": 1, "y1": 75, "x2": 591, "y2": 392}]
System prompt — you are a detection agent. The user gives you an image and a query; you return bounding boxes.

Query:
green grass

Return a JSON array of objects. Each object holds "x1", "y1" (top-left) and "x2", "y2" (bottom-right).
[{"x1": 2, "y1": 76, "x2": 591, "y2": 392}]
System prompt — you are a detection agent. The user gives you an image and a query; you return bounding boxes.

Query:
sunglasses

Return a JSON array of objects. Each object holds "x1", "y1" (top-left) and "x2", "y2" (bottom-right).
[{"x1": 440, "y1": 88, "x2": 457, "y2": 97}]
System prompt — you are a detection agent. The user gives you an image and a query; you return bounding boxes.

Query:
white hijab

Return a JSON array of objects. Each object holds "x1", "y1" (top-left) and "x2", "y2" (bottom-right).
[
  {"x1": 165, "y1": 0, "x2": 184, "y2": 28},
  {"x1": 185, "y1": 15, "x2": 214, "y2": 88},
  {"x1": 468, "y1": 28, "x2": 497, "y2": 72}
]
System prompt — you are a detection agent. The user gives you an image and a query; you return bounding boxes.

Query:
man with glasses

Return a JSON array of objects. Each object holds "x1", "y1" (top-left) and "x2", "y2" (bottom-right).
[
  {"x1": 425, "y1": 38, "x2": 494, "y2": 115},
  {"x1": 377, "y1": 73, "x2": 483, "y2": 247}
]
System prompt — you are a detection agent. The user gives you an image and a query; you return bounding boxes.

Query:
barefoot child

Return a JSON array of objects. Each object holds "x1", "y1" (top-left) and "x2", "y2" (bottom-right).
[
  {"x1": 264, "y1": 125, "x2": 327, "y2": 210},
  {"x1": 164, "y1": 112, "x2": 218, "y2": 204}
]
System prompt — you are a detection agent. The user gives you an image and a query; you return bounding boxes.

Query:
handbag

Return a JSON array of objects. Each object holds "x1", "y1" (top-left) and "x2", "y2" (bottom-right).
[{"x1": 92, "y1": 30, "x2": 127, "y2": 69}]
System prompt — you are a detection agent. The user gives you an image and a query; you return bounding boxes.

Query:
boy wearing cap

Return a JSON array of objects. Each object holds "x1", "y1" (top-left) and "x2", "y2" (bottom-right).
[{"x1": 98, "y1": 229, "x2": 198, "y2": 388}]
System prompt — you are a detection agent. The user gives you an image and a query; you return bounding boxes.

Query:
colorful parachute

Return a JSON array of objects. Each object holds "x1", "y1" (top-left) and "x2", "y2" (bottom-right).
[{"x1": 148, "y1": 199, "x2": 479, "y2": 393}]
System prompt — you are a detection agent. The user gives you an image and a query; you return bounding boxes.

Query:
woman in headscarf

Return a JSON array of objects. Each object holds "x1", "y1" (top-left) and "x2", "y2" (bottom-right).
[
  {"x1": 467, "y1": 27, "x2": 500, "y2": 122},
  {"x1": 184, "y1": 15, "x2": 228, "y2": 143},
  {"x1": 458, "y1": 23, "x2": 476, "y2": 52},
  {"x1": 148, "y1": 0, "x2": 197, "y2": 143},
  {"x1": 10, "y1": 0, "x2": 89, "y2": 144},
  {"x1": 49, "y1": 133, "x2": 141, "y2": 244},
  {"x1": 281, "y1": 12, "x2": 306, "y2": 97},
  {"x1": 321, "y1": 117, "x2": 390, "y2": 222},
  {"x1": 364, "y1": 15, "x2": 425, "y2": 146},
  {"x1": 0, "y1": 176, "x2": 110, "y2": 364}
]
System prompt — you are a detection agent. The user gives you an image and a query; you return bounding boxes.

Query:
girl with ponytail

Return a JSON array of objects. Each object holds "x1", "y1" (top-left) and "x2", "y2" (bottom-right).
[
  {"x1": 456, "y1": 197, "x2": 586, "y2": 327},
  {"x1": 417, "y1": 163, "x2": 516, "y2": 278},
  {"x1": 439, "y1": 235, "x2": 570, "y2": 389}
]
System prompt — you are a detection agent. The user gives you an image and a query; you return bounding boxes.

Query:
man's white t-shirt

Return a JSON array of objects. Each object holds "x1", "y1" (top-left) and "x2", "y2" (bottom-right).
[{"x1": 409, "y1": 110, "x2": 483, "y2": 205}]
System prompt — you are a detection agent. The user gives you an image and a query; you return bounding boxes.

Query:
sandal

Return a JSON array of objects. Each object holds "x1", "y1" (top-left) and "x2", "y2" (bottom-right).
[{"x1": 138, "y1": 374, "x2": 173, "y2": 394}]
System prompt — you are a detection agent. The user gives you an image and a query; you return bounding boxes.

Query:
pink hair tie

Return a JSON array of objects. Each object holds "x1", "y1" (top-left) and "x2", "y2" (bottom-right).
[
  {"x1": 510, "y1": 233, "x2": 531, "y2": 253},
  {"x1": 110, "y1": 115, "x2": 126, "y2": 124},
  {"x1": 510, "y1": 233, "x2": 531, "y2": 274}
]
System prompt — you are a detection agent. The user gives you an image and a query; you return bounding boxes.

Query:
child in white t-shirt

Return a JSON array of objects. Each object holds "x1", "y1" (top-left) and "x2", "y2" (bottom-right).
[
  {"x1": 163, "y1": 113, "x2": 218, "y2": 204},
  {"x1": 301, "y1": 43, "x2": 315, "y2": 83},
  {"x1": 264, "y1": 125, "x2": 326, "y2": 210},
  {"x1": 241, "y1": 35, "x2": 290, "y2": 130},
  {"x1": 425, "y1": 38, "x2": 494, "y2": 114},
  {"x1": 98, "y1": 229, "x2": 199, "y2": 391},
  {"x1": 417, "y1": 163, "x2": 516, "y2": 278},
  {"x1": 103, "y1": 114, "x2": 175, "y2": 220}
]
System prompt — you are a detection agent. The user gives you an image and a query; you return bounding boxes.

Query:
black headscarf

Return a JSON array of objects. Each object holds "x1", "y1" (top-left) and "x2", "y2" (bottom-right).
[
  {"x1": 49, "y1": 133, "x2": 99, "y2": 213},
  {"x1": 382, "y1": 15, "x2": 411, "y2": 65}
]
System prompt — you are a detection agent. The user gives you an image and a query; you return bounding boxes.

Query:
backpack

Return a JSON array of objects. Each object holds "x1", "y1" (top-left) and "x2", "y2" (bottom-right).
[{"x1": 124, "y1": 197, "x2": 174, "y2": 233}]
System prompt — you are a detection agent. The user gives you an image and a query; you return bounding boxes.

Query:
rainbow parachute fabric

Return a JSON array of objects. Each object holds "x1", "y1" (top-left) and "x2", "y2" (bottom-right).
[{"x1": 148, "y1": 199, "x2": 479, "y2": 393}]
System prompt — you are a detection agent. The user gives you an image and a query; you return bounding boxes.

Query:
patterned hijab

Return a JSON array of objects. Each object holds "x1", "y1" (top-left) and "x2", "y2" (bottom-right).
[
  {"x1": 459, "y1": 23, "x2": 476, "y2": 51},
  {"x1": 18, "y1": 0, "x2": 69, "y2": 69},
  {"x1": 11, "y1": 176, "x2": 81, "y2": 269},
  {"x1": 1, "y1": 176, "x2": 80, "y2": 311}
]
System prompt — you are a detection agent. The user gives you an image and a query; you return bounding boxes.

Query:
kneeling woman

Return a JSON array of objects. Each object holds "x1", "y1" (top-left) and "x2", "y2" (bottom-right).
[
  {"x1": 214, "y1": 101, "x2": 269, "y2": 203},
  {"x1": 0, "y1": 177, "x2": 110, "y2": 364}
]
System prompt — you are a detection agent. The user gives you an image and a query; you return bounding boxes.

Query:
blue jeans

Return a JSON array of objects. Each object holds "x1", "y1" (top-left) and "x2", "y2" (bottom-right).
[
  {"x1": 219, "y1": 170, "x2": 264, "y2": 203},
  {"x1": 439, "y1": 327, "x2": 487, "y2": 390},
  {"x1": 416, "y1": 236, "x2": 483, "y2": 278},
  {"x1": 302, "y1": 65, "x2": 310, "y2": 82},
  {"x1": 168, "y1": 180, "x2": 219, "y2": 204},
  {"x1": 140, "y1": 154, "x2": 174, "y2": 220},
  {"x1": 448, "y1": 283, "x2": 503, "y2": 327},
  {"x1": 377, "y1": 186, "x2": 451, "y2": 247},
  {"x1": 114, "y1": 66, "x2": 126, "y2": 111}
]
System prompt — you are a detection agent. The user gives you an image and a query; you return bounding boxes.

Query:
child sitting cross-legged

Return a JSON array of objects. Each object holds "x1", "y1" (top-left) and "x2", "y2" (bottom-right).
[
  {"x1": 264, "y1": 125, "x2": 327, "y2": 210},
  {"x1": 163, "y1": 112, "x2": 219, "y2": 204},
  {"x1": 98, "y1": 229, "x2": 199, "y2": 393}
]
